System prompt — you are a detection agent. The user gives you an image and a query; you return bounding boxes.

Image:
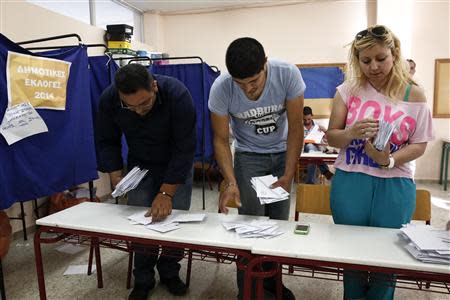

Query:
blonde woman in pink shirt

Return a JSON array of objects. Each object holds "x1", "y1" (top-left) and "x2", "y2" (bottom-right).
[{"x1": 326, "y1": 25, "x2": 434, "y2": 300}]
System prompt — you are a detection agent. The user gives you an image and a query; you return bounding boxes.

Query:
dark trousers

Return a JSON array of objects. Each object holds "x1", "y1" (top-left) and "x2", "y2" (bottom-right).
[{"x1": 127, "y1": 170, "x2": 193, "y2": 287}]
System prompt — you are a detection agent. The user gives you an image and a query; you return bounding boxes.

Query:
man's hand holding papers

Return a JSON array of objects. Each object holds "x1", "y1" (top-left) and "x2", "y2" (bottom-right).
[
  {"x1": 111, "y1": 167, "x2": 148, "y2": 198},
  {"x1": 251, "y1": 175, "x2": 289, "y2": 204}
]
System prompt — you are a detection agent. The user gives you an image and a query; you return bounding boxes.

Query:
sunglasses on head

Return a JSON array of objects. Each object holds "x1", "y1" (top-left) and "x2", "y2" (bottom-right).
[{"x1": 355, "y1": 25, "x2": 388, "y2": 40}]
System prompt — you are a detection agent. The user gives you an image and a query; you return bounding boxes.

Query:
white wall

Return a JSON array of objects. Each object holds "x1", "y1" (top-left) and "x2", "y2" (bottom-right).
[
  {"x1": 149, "y1": 0, "x2": 449, "y2": 181},
  {"x1": 155, "y1": 1, "x2": 367, "y2": 70},
  {"x1": 410, "y1": 0, "x2": 450, "y2": 180}
]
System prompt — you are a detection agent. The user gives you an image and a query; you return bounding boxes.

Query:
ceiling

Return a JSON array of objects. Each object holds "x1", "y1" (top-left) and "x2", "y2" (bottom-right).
[{"x1": 123, "y1": 0, "x2": 315, "y2": 15}]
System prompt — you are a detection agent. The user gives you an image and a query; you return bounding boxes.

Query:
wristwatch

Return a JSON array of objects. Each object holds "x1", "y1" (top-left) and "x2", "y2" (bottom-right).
[{"x1": 380, "y1": 154, "x2": 395, "y2": 169}]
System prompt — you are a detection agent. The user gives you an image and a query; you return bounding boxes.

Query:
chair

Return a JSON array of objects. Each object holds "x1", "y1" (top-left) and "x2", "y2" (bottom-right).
[
  {"x1": 295, "y1": 184, "x2": 431, "y2": 224},
  {"x1": 412, "y1": 189, "x2": 431, "y2": 224},
  {"x1": 292, "y1": 184, "x2": 433, "y2": 287},
  {"x1": 294, "y1": 184, "x2": 331, "y2": 221}
]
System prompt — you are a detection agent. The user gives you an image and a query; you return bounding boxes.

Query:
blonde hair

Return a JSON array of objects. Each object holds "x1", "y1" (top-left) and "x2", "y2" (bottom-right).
[{"x1": 346, "y1": 25, "x2": 415, "y2": 99}]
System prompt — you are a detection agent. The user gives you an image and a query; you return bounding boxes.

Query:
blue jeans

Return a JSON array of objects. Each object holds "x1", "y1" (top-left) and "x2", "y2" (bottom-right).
[
  {"x1": 330, "y1": 169, "x2": 416, "y2": 300},
  {"x1": 304, "y1": 143, "x2": 329, "y2": 184},
  {"x1": 127, "y1": 169, "x2": 193, "y2": 287},
  {"x1": 234, "y1": 151, "x2": 290, "y2": 299}
]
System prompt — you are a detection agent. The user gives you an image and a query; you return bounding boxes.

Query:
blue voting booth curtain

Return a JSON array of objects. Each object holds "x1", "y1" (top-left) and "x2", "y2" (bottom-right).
[
  {"x1": 150, "y1": 63, "x2": 220, "y2": 162},
  {"x1": 0, "y1": 34, "x2": 98, "y2": 209},
  {"x1": 300, "y1": 67, "x2": 344, "y2": 99},
  {"x1": 87, "y1": 56, "x2": 128, "y2": 164}
]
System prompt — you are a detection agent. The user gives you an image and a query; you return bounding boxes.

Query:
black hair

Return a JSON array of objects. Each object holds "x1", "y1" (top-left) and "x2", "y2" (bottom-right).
[
  {"x1": 225, "y1": 37, "x2": 266, "y2": 79},
  {"x1": 115, "y1": 64, "x2": 153, "y2": 94},
  {"x1": 406, "y1": 58, "x2": 416, "y2": 67},
  {"x1": 303, "y1": 106, "x2": 313, "y2": 116}
]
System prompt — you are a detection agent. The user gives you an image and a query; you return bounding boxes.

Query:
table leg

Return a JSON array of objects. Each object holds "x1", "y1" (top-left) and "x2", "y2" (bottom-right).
[
  {"x1": 0, "y1": 260, "x2": 6, "y2": 300},
  {"x1": 444, "y1": 145, "x2": 449, "y2": 191},
  {"x1": 92, "y1": 238, "x2": 103, "y2": 288},
  {"x1": 440, "y1": 143, "x2": 445, "y2": 184},
  {"x1": 33, "y1": 228, "x2": 47, "y2": 300}
]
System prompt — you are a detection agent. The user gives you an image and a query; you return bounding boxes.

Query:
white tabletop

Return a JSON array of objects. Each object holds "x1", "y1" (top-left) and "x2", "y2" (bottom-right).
[
  {"x1": 300, "y1": 152, "x2": 338, "y2": 159},
  {"x1": 251, "y1": 221, "x2": 450, "y2": 275},
  {"x1": 37, "y1": 202, "x2": 449, "y2": 276},
  {"x1": 36, "y1": 202, "x2": 259, "y2": 251}
]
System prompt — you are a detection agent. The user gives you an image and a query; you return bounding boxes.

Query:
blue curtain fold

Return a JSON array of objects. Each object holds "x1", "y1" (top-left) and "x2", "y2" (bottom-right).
[
  {"x1": 87, "y1": 55, "x2": 128, "y2": 164},
  {"x1": 150, "y1": 63, "x2": 220, "y2": 162},
  {"x1": 0, "y1": 34, "x2": 98, "y2": 209}
]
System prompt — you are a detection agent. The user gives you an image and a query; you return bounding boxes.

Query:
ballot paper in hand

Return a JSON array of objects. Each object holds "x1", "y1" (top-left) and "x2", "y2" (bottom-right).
[
  {"x1": 111, "y1": 167, "x2": 148, "y2": 197},
  {"x1": 251, "y1": 175, "x2": 289, "y2": 204},
  {"x1": 0, "y1": 102, "x2": 48, "y2": 145},
  {"x1": 304, "y1": 125, "x2": 325, "y2": 144},
  {"x1": 373, "y1": 119, "x2": 396, "y2": 151}
]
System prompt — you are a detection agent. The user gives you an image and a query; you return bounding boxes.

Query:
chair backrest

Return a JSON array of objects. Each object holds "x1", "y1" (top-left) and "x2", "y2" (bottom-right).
[
  {"x1": 412, "y1": 189, "x2": 431, "y2": 224},
  {"x1": 295, "y1": 184, "x2": 431, "y2": 224},
  {"x1": 219, "y1": 180, "x2": 239, "y2": 209},
  {"x1": 295, "y1": 184, "x2": 331, "y2": 220}
]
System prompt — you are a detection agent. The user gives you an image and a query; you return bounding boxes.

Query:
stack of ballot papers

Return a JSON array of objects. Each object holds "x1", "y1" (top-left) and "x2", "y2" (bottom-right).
[
  {"x1": 127, "y1": 211, "x2": 206, "y2": 233},
  {"x1": 112, "y1": 167, "x2": 148, "y2": 197},
  {"x1": 400, "y1": 225, "x2": 450, "y2": 265},
  {"x1": 251, "y1": 175, "x2": 289, "y2": 204},
  {"x1": 222, "y1": 220, "x2": 283, "y2": 239}
]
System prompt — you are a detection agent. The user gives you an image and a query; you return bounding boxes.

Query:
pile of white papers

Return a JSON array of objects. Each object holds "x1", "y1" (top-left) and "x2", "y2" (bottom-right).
[
  {"x1": 373, "y1": 119, "x2": 396, "y2": 151},
  {"x1": 251, "y1": 175, "x2": 289, "y2": 204},
  {"x1": 111, "y1": 167, "x2": 148, "y2": 197},
  {"x1": 222, "y1": 220, "x2": 283, "y2": 239},
  {"x1": 400, "y1": 224, "x2": 450, "y2": 265},
  {"x1": 127, "y1": 211, "x2": 206, "y2": 233}
]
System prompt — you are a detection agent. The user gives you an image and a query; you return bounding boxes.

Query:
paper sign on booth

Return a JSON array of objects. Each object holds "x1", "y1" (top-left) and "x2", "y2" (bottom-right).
[
  {"x1": 6, "y1": 51, "x2": 71, "y2": 110},
  {"x1": 0, "y1": 102, "x2": 48, "y2": 145}
]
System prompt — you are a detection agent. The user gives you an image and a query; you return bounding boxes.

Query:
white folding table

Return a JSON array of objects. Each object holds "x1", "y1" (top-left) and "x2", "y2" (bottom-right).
[
  {"x1": 245, "y1": 221, "x2": 450, "y2": 299},
  {"x1": 34, "y1": 202, "x2": 258, "y2": 300}
]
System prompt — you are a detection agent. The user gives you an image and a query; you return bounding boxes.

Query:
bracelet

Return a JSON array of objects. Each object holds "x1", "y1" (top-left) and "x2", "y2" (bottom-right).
[
  {"x1": 158, "y1": 191, "x2": 173, "y2": 199},
  {"x1": 225, "y1": 182, "x2": 238, "y2": 189},
  {"x1": 379, "y1": 155, "x2": 395, "y2": 169}
]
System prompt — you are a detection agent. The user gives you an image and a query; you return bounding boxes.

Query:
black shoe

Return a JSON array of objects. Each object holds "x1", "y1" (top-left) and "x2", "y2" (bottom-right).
[
  {"x1": 264, "y1": 282, "x2": 295, "y2": 300},
  {"x1": 128, "y1": 283, "x2": 153, "y2": 300},
  {"x1": 160, "y1": 276, "x2": 187, "y2": 296}
]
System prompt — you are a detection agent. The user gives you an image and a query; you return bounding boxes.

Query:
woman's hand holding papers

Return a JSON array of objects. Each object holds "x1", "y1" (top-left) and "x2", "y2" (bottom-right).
[
  {"x1": 364, "y1": 140, "x2": 390, "y2": 166},
  {"x1": 348, "y1": 118, "x2": 379, "y2": 140}
]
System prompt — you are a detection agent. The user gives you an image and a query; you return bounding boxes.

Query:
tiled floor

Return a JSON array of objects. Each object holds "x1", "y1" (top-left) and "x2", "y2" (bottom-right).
[{"x1": 2, "y1": 181, "x2": 449, "y2": 299}]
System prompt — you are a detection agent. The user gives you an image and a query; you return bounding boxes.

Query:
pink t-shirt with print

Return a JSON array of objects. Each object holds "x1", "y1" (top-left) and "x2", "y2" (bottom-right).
[{"x1": 333, "y1": 82, "x2": 434, "y2": 179}]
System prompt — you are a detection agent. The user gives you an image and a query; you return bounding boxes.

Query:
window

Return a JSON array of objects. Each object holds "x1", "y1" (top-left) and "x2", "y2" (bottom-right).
[
  {"x1": 27, "y1": 0, "x2": 90, "y2": 25},
  {"x1": 94, "y1": 0, "x2": 142, "y2": 41},
  {"x1": 26, "y1": 0, "x2": 143, "y2": 41}
]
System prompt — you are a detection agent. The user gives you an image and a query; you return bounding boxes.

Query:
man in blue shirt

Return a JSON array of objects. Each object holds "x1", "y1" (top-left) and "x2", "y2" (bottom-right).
[
  {"x1": 96, "y1": 64, "x2": 196, "y2": 300},
  {"x1": 209, "y1": 37, "x2": 304, "y2": 300}
]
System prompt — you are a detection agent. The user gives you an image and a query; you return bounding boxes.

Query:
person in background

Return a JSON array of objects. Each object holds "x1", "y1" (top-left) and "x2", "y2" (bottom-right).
[
  {"x1": 326, "y1": 25, "x2": 434, "y2": 300},
  {"x1": 96, "y1": 64, "x2": 196, "y2": 300},
  {"x1": 209, "y1": 37, "x2": 305, "y2": 300},
  {"x1": 303, "y1": 106, "x2": 334, "y2": 183},
  {"x1": 407, "y1": 58, "x2": 416, "y2": 76}
]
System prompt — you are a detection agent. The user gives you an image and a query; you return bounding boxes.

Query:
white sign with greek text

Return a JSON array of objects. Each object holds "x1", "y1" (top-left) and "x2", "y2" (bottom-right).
[{"x1": 0, "y1": 102, "x2": 48, "y2": 145}]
